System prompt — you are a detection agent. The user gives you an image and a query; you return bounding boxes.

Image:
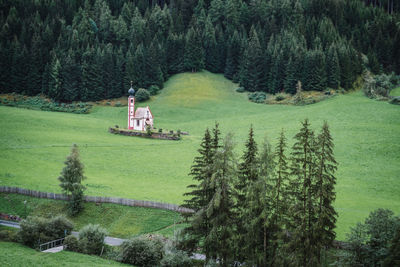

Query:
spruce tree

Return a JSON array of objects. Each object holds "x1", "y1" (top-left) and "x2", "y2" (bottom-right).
[
  {"x1": 182, "y1": 123, "x2": 220, "y2": 258},
  {"x1": 234, "y1": 126, "x2": 259, "y2": 262},
  {"x1": 326, "y1": 44, "x2": 340, "y2": 89},
  {"x1": 224, "y1": 30, "x2": 242, "y2": 81},
  {"x1": 58, "y1": 144, "x2": 86, "y2": 216},
  {"x1": 240, "y1": 27, "x2": 264, "y2": 92},
  {"x1": 205, "y1": 133, "x2": 236, "y2": 267},
  {"x1": 314, "y1": 122, "x2": 338, "y2": 262},
  {"x1": 184, "y1": 27, "x2": 204, "y2": 72},
  {"x1": 287, "y1": 119, "x2": 319, "y2": 267}
]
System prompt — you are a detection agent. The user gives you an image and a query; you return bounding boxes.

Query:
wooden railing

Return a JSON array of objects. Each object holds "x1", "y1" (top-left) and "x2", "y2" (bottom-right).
[{"x1": 0, "y1": 186, "x2": 194, "y2": 213}]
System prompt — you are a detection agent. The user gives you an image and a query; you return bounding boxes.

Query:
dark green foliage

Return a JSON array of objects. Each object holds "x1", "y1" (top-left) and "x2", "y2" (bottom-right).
[
  {"x1": 58, "y1": 144, "x2": 86, "y2": 216},
  {"x1": 248, "y1": 91, "x2": 266, "y2": 103},
  {"x1": 64, "y1": 235, "x2": 80, "y2": 252},
  {"x1": 181, "y1": 125, "x2": 219, "y2": 258},
  {"x1": 287, "y1": 119, "x2": 319, "y2": 266},
  {"x1": 184, "y1": 27, "x2": 204, "y2": 72},
  {"x1": 205, "y1": 133, "x2": 236, "y2": 266},
  {"x1": 19, "y1": 215, "x2": 73, "y2": 248},
  {"x1": 135, "y1": 88, "x2": 150, "y2": 102},
  {"x1": 383, "y1": 228, "x2": 400, "y2": 267},
  {"x1": 78, "y1": 224, "x2": 107, "y2": 255},
  {"x1": 1, "y1": 0, "x2": 398, "y2": 100},
  {"x1": 148, "y1": 85, "x2": 160, "y2": 95},
  {"x1": 119, "y1": 236, "x2": 164, "y2": 267},
  {"x1": 341, "y1": 209, "x2": 400, "y2": 267}
]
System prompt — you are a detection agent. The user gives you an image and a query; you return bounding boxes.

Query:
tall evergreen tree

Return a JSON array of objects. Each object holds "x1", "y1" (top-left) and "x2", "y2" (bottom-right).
[
  {"x1": 240, "y1": 27, "x2": 264, "y2": 92},
  {"x1": 184, "y1": 27, "x2": 205, "y2": 72},
  {"x1": 205, "y1": 133, "x2": 236, "y2": 267},
  {"x1": 224, "y1": 30, "x2": 242, "y2": 81},
  {"x1": 287, "y1": 119, "x2": 319, "y2": 267},
  {"x1": 314, "y1": 122, "x2": 338, "y2": 262},
  {"x1": 326, "y1": 44, "x2": 341, "y2": 89}
]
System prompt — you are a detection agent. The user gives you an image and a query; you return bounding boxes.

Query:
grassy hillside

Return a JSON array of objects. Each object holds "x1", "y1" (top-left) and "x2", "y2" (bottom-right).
[
  {"x1": 390, "y1": 86, "x2": 400, "y2": 96},
  {"x1": 0, "y1": 193, "x2": 181, "y2": 238},
  {"x1": 0, "y1": 71, "x2": 399, "y2": 239},
  {"x1": 0, "y1": 242, "x2": 128, "y2": 266}
]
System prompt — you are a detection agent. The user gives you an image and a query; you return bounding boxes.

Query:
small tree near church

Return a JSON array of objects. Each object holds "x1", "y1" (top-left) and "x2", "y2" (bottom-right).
[{"x1": 58, "y1": 144, "x2": 86, "y2": 216}]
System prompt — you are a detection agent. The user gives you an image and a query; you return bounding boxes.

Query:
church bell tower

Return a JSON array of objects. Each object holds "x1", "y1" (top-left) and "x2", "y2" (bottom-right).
[{"x1": 128, "y1": 81, "x2": 135, "y2": 130}]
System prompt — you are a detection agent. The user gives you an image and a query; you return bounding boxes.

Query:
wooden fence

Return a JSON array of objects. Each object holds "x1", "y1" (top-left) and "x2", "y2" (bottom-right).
[{"x1": 0, "y1": 186, "x2": 193, "y2": 214}]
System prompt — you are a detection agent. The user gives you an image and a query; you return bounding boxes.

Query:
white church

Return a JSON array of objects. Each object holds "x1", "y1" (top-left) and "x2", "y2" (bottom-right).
[{"x1": 127, "y1": 86, "x2": 154, "y2": 131}]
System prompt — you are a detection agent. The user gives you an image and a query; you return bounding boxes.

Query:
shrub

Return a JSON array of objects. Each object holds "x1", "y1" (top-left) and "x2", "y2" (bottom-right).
[
  {"x1": 0, "y1": 229, "x2": 18, "y2": 242},
  {"x1": 115, "y1": 101, "x2": 122, "y2": 107},
  {"x1": 119, "y1": 236, "x2": 164, "y2": 267},
  {"x1": 136, "y1": 89, "x2": 150, "y2": 102},
  {"x1": 236, "y1": 87, "x2": 245, "y2": 93},
  {"x1": 78, "y1": 224, "x2": 107, "y2": 255},
  {"x1": 248, "y1": 91, "x2": 266, "y2": 103},
  {"x1": 275, "y1": 93, "x2": 285, "y2": 101},
  {"x1": 146, "y1": 125, "x2": 152, "y2": 137},
  {"x1": 337, "y1": 209, "x2": 400, "y2": 267},
  {"x1": 158, "y1": 128, "x2": 163, "y2": 133},
  {"x1": 389, "y1": 96, "x2": 400, "y2": 105},
  {"x1": 64, "y1": 235, "x2": 80, "y2": 252},
  {"x1": 148, "y1": 85, "x2": 160, "y2": 95},
  {"x1": 106, "y1": 102, "x2": 111, "y2": 106},
  {"x1": 161, "y1": 239, "x2": 192, "y2": 267},
  {"x1": 19, "y1": 216, "x2": 73, "y2": 248},
  {"x1": 363, "y1": 71, "x2": 400, "y2": 99}
]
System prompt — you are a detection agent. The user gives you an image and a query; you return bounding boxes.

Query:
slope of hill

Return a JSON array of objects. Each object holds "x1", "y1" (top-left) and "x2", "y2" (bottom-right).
[
  {"x1": 0, "y1": 71, "x2": 399, "y2": 239},
  {"x1": 0, "y1": 242, "x2": 129, "y2": 267}
]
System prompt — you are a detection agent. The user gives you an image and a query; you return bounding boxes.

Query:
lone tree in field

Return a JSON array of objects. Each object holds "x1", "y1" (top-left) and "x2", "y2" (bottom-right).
[{"x1": 58, "y1": 144, "x2": 86, "y2": 216}]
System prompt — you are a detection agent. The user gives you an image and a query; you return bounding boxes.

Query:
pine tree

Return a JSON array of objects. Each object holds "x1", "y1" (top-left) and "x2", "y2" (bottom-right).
[
  {"x1": 303, "y1": 49, "x2": 327, "y2": 91},
  {"x1": 383, "y1": 228, "x2": 400, "y2": 267},
  {"x1": 61, "y1": 50, "x2": 81, "y2": 102},
  {"x1": 184, "y1": 27, "x2": 205, "y2": 72},
  {"x1": 224, "y1": 30, "x2": 242, "y2": 81},
  {"x1": 240, "y1": 27, "x2": 264, "y2": 92},
  {"x1": 58, "y1": 144, "x2": 86, "y2": 216},
  {"x1": 314, "y1": 122, "x2": 338, "y2": 262},
  {"x1": 326, "y1": 44, "x2": 340, "y2": 89},
  {"x1": 205, "y1": 133, "x2": 236, "y2": 266},
  {"x1": 234, "y1": 126, "x2": 259, "y2": 262},
  {"x1": 48, "y1": 55, "x2": 63, "y2": 101},
  {"x1": 287, "y1": 119, "x2": 319, "y2": 267},
  {"x1": 182, "y1": 123, "x2": 220, "y2": 258},
  {"x1": 166, "y1": 33, "x2": 185, "y2": 74}
]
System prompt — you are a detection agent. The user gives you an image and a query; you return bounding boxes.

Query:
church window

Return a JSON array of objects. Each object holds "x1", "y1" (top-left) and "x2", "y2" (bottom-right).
[
  {"x1": 131, "y1": 99, "x2": 133, "y2": 103},
  {"x1": 137, "y1": 120, "x2": 140, "y2": 126}
]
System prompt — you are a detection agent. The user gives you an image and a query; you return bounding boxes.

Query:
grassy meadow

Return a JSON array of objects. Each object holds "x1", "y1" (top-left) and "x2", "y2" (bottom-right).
[
  {"x1": 0, "y1": 193, "x2": 182, "y2": 238},
  {"x1": 0, "y1": 71, "x2": 399, "y2": 239},
  {"x1": 390, "y1": 86, "x2": 400, "y2": 96},
  {"x1": 0, "y1": 242, "x2": 129, "y2": 267}
]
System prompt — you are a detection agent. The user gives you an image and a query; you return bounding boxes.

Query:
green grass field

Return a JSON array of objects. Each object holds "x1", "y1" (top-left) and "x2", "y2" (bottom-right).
[
  {"x1": 0, "y1": 193, "x2": 181, "y2": 238},
  {"x1": 390, "y1": 86, "x2": 400, "y2": 96},
  {"x1": 0, "y1": 242, "x2": 128, "y2": 266},
  {"x1": 0, "y1": 71, "x2": 399, "y2": 239}
]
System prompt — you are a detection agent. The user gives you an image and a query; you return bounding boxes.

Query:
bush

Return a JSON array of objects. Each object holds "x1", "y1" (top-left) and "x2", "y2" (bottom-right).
[
  {"x1": 275, "y1": 93, "x2": 285, "y2": 101},
  {"x1": 363, "y1": 71, "x2": 400, "y2": 99},
  {"x1": 161, "y1": 239, "x2": 192, "y2": 267},
  {"x1": 390, "y1": 96, "x2": 400, "y2": 105},
  {"x1": 0, "y1": 229, "x2": 18, "y2": 242},
  {"x1": 148, "y1": 85, "x2": 160, "y2": 95},
  {"x1": 19, "y1": 215, "x2": 73, "y2": 248},
  {"x1": 64, "y1": 235, "x2": 80, "y2": 252},
  {"x1": 337, "y1": 209, "x2": 400, "y2": 267},
  {"x1": 158, "y1": 128, "x2": 163, "y2": 133},
  {"x1": 119, "y1": 236, "x2": 164, "y2": 267},
  {"x1": 78, "y1": 224, "x2": 107, "y2": 255},
  {"x1": 115, "y1": 101, "x2": 122, "y2": 107},
  {"x1": 236, "y1": 87, "x2": 245, "y2": 93},
  {"x1": 248, "y1": 91, "x2": 266, "y2": 103},
  {"x1": 136, "y1": 89, "x2": 150, "y2": 102}
]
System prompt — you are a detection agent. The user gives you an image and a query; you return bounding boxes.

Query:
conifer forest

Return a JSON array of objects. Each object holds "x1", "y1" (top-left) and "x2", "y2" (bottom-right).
[{"x1": 1, "y1": 0, "x2": 400, "y2": 101}]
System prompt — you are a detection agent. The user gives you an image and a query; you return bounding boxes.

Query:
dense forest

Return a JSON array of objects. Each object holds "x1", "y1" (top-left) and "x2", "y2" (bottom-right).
[{"x1": 0, "y1": 0, "x2": 399, "y2": 102}]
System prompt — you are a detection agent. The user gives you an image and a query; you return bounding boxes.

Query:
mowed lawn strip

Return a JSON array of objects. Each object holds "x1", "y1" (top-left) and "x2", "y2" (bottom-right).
[{"x1": 0, "y1": 71, "x2": 399, "y2": 239}]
